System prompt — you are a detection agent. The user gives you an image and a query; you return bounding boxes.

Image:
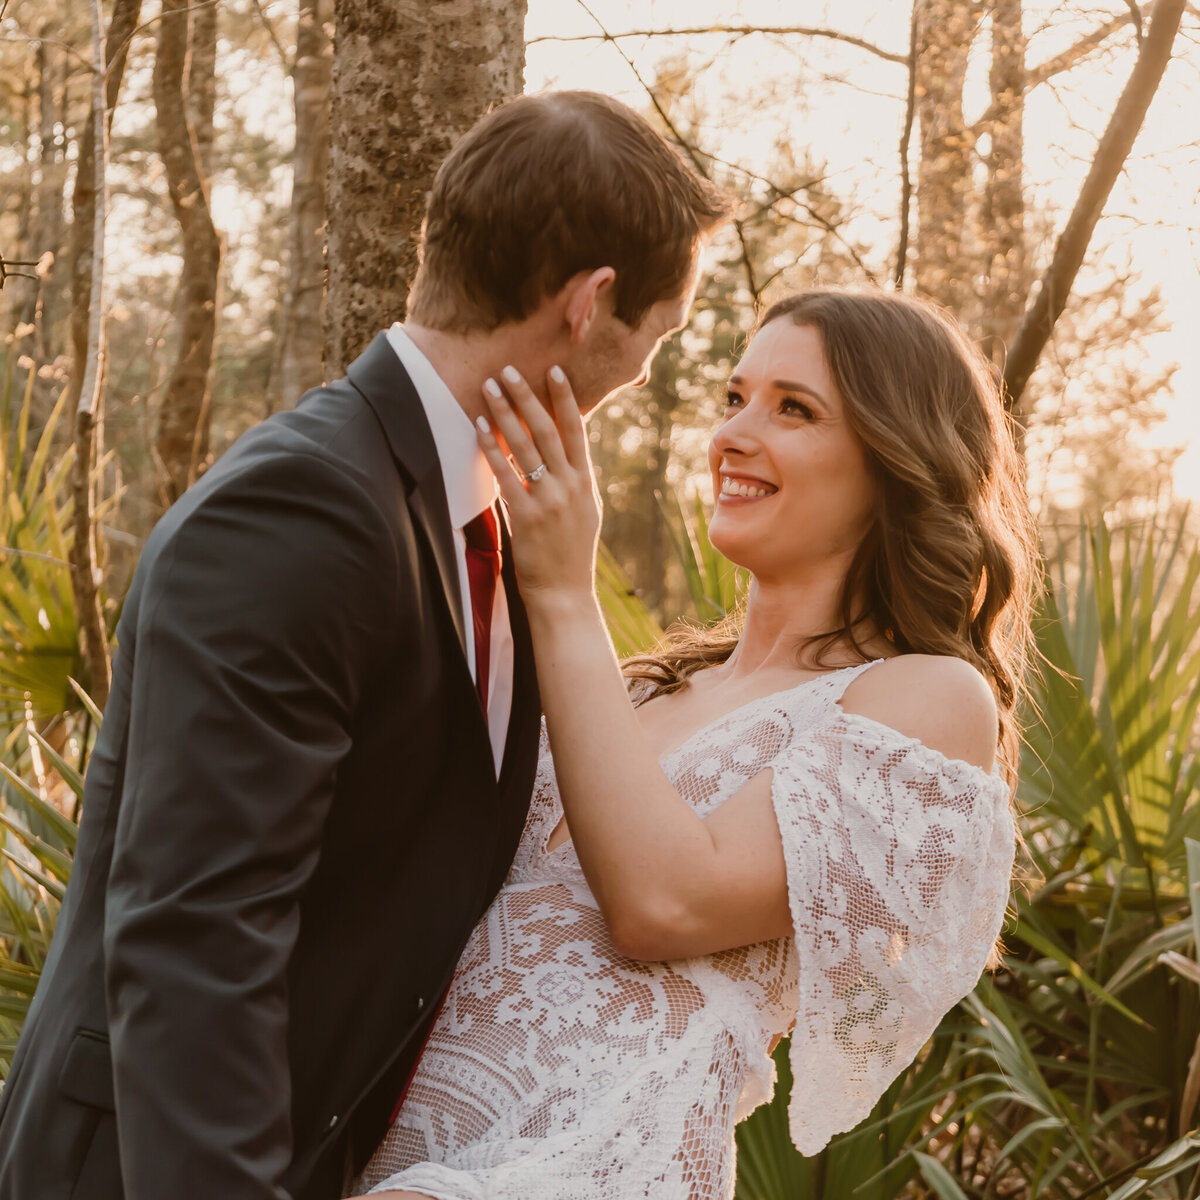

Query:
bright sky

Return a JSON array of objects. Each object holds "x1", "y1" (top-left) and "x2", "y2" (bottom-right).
[{"x1": 523, "y1": 0, "x2": 1200, "y2": 503}]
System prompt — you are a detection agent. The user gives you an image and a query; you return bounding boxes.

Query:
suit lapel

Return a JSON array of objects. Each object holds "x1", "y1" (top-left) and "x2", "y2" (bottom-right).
[
  {"x1": 346, "y1": 333, "x2": 468, "y2": 660},
  {"x1": 347, "y1": 334, "x2": 539, "y2": 796}
]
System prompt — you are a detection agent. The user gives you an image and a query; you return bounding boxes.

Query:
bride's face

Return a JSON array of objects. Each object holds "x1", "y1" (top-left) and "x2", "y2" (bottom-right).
[{"x1": 707, "y1": 318, "x2": 876, "y2": 581}]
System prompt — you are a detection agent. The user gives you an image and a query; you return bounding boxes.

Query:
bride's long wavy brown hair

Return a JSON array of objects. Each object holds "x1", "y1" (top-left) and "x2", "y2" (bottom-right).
[{"x1": 625, "y1": 288, "x2": 1039, "y2": 782}]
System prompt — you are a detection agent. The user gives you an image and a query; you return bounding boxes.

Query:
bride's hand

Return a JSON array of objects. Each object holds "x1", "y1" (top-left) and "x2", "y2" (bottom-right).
[{"x1": 476, "y1": 364, "x2": 601, "y2": 607}]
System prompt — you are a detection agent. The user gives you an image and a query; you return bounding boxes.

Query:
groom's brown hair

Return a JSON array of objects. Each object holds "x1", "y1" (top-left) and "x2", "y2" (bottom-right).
[{"x1": 406, "y1": 91, "x2": 732, "y2": 333}]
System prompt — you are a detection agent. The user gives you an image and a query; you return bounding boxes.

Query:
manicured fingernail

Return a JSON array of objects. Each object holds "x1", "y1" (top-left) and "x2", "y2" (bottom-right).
[
  {"x1": 549, "y1": 365, "x2": 566, "y2": 384},
  {"x1": 502, "y1": 364, "x2": 521, "y2": 384},
  {"x1": 483, "y1": 377, "x2": 502, "y2": 398},
  {"x1": 476, "y1": 416, "x2": 491, "y2": 434}
]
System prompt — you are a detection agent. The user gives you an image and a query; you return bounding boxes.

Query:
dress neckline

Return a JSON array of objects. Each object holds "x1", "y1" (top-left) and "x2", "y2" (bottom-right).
[
  {"x1": 542, "y1": 658, "x2": 884, "y2": 857},
  {"x1": 654, "y1": 658, "x2": 885, "y2": 769}
]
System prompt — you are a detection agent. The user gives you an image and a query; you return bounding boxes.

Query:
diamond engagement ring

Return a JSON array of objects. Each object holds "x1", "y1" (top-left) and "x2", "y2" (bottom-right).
[{"x1": 524, "y1": 463, "x2": 548, "y2": 483}]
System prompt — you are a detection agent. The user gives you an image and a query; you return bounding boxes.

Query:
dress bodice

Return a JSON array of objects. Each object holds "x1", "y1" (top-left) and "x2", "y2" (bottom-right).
[{"x1": 358, "y1": 662, "x2": 1015, "y2": 1198}]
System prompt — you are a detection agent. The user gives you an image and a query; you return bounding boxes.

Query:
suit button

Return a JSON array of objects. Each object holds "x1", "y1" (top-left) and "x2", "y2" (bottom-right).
[
  {"x1": 327, "y1": 1114, "x2": 338, "y2": 1131},
  {"x1": 417, "y1": 996, "x2": 425, "y2": 1010}
]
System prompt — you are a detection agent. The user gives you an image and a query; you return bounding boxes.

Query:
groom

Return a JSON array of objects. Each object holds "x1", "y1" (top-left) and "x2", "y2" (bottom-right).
[{"x1": 0, "y1": 91, "x2": 730, "y2": 1200}]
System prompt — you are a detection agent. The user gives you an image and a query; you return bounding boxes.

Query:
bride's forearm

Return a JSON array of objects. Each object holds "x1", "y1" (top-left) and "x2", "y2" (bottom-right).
[{"x1": 524, "y1": 592, "x2": 718, "y2": 956}]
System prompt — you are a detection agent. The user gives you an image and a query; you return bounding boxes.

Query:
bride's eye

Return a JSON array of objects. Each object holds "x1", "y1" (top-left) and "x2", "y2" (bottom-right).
[
  {"x1": 724, "y1": 391, "x2": 744, "y2": 411},
  {"x1": 780, "y1": 397, "x2": 815, "y2": 420}
]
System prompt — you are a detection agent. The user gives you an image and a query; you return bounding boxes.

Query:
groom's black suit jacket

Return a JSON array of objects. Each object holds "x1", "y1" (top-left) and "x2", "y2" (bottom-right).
[{"x1": 0, "y1": 334, "x2": 542, "y2": 1200}]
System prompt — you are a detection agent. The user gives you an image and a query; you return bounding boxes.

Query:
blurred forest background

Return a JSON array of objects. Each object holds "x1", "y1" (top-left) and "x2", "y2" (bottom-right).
[{"x1": 3, "y1": 1, "x2": 1200, "y2": 1196}]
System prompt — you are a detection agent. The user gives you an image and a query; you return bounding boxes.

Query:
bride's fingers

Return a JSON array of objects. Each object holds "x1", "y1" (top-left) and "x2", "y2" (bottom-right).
[
  {"x1": 547, "y1": 366, "x2": 589, "y2": 472},
  {"x1": 475, "y1": 415, "x2": 530, "y2": 509},
  {"x1": 481, "y1": 378, "x2": 542, "y2": 477},
  {"x1": 493, "y1": 366, "x2": 572, "y2": 476}
]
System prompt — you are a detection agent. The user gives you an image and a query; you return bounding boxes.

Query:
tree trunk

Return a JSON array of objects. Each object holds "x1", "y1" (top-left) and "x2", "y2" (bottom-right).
[
  {"x1": 70, "y1": 0, "x2": 141, "y2": 711},
  {"x1": 18, "y1": 30, "x2": 69, "y2": 360},
  {"x1": 979, "y1": 0, "x2": 1027, "y2": 368},
  {"x1": 5, "y1": 63, "x2": 36, "y2": 340},
  {"x1": 153, "y1": 0, "x2": 223, "y2": 504},
  {"x1": 1003, "y1": 0, "x2": 1187, "y2": 411},
  {"x1": 65, "y1": 0, "x2": 142, "y2": 420},
  {"x1": 912, "y1": 0, "x2": 984, "y2": 314},
  {"x1": 273, "y1": 0, "x2": 332, "y2": 410},
  {"x1": 325, "y1": 0, "x2": 528, "y2": 375},
  {"x1": 189, "y1": 0, "x2": 218, "y2": 182}
]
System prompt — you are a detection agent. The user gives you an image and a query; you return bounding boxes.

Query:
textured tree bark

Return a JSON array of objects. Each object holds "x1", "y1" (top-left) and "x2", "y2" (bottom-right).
[
  {"x1": 325, "y1": 0, "x2": 528, "y2": 375},
  {"x1": 979, "y1": 0, "x2": 1027, "y2": 371},
  {"x1": 1003, "y1": 0, "x2": 1186, "y2": 411},
  {"x1": 273, "y1": 0, "x2": 332, "y2": 409},
  {"x1": 153, "y1": 0, "x2": 223, "y2": 504},
  {"x1": 912, "y1": 0, "x2": 984, "y2": 315}
]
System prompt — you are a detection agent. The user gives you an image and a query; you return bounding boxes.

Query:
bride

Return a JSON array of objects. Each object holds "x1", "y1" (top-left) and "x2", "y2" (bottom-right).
[{"x1": 349, "y1": 288, "x2": 1036, "y2": 1199}]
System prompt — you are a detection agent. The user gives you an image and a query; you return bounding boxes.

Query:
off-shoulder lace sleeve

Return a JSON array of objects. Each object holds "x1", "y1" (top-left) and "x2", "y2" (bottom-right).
[{"x1": 771, "y1": 709, "x2": 1015, "y2": 1156}]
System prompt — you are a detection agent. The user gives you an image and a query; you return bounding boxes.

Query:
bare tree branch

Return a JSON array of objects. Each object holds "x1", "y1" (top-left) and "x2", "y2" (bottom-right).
[
  {"x1": 1003, "y1": 0, "x2": 1187, "y2": 411},
  {"x1": 526, "y1": 24, "x2": 907, "y2": 65},
  {"x1": 0, "y1": 253, "x2": 43, "y2": 286},
  {"x1": 0, "y1": 1, "x2": 221, "y2": 77},
  {"x1": 894, "y1": 3, "x2": 918, "y2": 287},
  {"x1": 571, "y1": 0, "x2": 761, "y2": 306},
  {"x1": 1124, "y1": 0, "x2": 1145, "y2": 43},
  {"x1": 971, "y1": 7, "x2": 1145, "y2": 134},
  {"x1": 250, "y1": 0, "x2": 292, "y2": 74},
  {"x1": 690, "y1": 145, "x2": 878, "y2": 283}
]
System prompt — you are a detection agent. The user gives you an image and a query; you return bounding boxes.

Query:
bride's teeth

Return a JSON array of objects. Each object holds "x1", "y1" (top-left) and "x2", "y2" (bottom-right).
[{"x1": 722, "y1": 477, "x2": 770, "y2": 498}]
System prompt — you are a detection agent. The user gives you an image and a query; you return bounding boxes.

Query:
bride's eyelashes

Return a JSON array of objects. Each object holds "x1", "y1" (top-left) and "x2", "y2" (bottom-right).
[
  {"x1": 779, "y1": 397, "x2": 816, "y2": 420},
  {"x1": 722, "y1": 390, "x2": 816, "y2": 420}
]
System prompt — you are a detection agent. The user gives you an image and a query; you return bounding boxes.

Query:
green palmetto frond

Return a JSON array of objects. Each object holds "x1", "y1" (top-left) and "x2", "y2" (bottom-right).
[
  {"x1": 657, "y1": 485, "x2": 748, "y2": 624},
  {"x1": 0, "y1": 698, "x2": 93, "y2": 1075},
  {"x1": 0, "y1": 360, "x2": 83, "y2": 732}
]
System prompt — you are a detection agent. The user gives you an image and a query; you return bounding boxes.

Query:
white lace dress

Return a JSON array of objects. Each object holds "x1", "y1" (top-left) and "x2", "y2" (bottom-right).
[{"x1": 357, "y1": 662, "x2": 1015, "y2": 1199}]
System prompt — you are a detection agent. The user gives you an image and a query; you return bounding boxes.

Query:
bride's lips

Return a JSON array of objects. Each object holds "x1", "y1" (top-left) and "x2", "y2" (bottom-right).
[{"x1": 717, "y1": 472, "x2": 778, "y2": 502}]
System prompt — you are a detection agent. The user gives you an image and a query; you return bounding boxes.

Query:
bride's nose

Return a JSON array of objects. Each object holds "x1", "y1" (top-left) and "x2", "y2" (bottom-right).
[{"x1": 711, "y1": 406, "x2": 759, "y2": 457}]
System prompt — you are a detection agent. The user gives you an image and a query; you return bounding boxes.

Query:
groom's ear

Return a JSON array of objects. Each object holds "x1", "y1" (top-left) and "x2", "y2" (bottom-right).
[{"x1": 562, "y1": 267, "x2": 617, "y2": 345}]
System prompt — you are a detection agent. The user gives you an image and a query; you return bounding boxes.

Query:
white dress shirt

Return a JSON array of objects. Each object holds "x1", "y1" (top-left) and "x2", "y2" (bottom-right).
[{"x1": 386, "y1": 324, "x2": 513, "y2": 775}]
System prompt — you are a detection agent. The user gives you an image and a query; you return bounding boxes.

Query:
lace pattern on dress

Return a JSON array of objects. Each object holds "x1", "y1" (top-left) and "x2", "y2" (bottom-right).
[
  {"x1": 356, "y1": 662, "x2": 1014, "y2": 1197},
  {"x1": 771, "y1": 710, "x2": 1014, "y2": 1154}
]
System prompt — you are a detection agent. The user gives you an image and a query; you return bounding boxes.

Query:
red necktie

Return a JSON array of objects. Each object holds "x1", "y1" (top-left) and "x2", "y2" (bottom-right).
[
  {"x1": 463, "y1": 505, "x2": 501, "y2": 716},
  {"x1": 390, "y1": 506, "x2": 500, "y2": 1126}
]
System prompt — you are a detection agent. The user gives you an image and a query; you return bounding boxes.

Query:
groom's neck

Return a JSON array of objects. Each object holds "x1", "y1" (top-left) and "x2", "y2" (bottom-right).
[{"x1": 405, "y1": 319, "x2": 559, "y2": 421}]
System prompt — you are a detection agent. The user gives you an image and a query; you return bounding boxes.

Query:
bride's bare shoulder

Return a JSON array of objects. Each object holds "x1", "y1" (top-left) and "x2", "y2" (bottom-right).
[{"x1": 838, "y1": 654, "x2": 998, "y2": 771}]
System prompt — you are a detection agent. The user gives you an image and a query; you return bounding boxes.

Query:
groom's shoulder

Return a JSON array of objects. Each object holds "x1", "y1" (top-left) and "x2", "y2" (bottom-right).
[
  {"x1": 195, "y1": 376, "x2": 394, "y2": 505},
  {"x1": 143, "y1": 377, "x2": 401, "y2": 566},
  {"x1": 244, "y1": 375, "x2": 388, "y2": 472}
]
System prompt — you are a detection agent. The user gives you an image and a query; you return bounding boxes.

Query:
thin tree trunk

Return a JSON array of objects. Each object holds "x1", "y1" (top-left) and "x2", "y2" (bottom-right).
[
  {"x1": 153, "y1": 0, "x2": 222, "y2": 504},
  {"x1": 18, "y1": 31, "x2": 68, "y2": 360},
  {"x1": 979, "y1": 0, "x2": 1027, "y2": 369},
  {"x1": 65, "y1": 0, "x2": 142, "y2": 419},
  {"x1": 273, "y1": 0, "x2": 331, "y2": 410},
  {"x1": 6, "y1": 68, "x2": 35, "y2": 340},
  {"x1": 1003, "y1": 0, "x2": 1187, "y2": 411},
  {"x1": 325, "y1": 0, "x2": 528, "y2": 375},
  {"x1": 189, "y1": 0, "x2": 218, "y2": 182},
  {"x1": 911, "y1": 0, "x2": 984, "y2": 314},
  {"x1": 70, "y1": 0, "x2": 124, "y2": 711},
  {"x1": 893, "y1": 2, "x2": 919, "y2": 289}
]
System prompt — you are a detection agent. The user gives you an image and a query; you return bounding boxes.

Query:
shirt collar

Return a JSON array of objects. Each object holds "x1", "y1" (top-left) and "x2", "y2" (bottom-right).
[{"x1": 386, "y1": 323, "x2": 497, "y2": 529}]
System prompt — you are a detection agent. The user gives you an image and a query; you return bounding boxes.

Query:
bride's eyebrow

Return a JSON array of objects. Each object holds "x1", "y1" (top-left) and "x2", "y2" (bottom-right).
[{"x1": 727, "y1": 374, "x2": 829, "y2": 408}]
